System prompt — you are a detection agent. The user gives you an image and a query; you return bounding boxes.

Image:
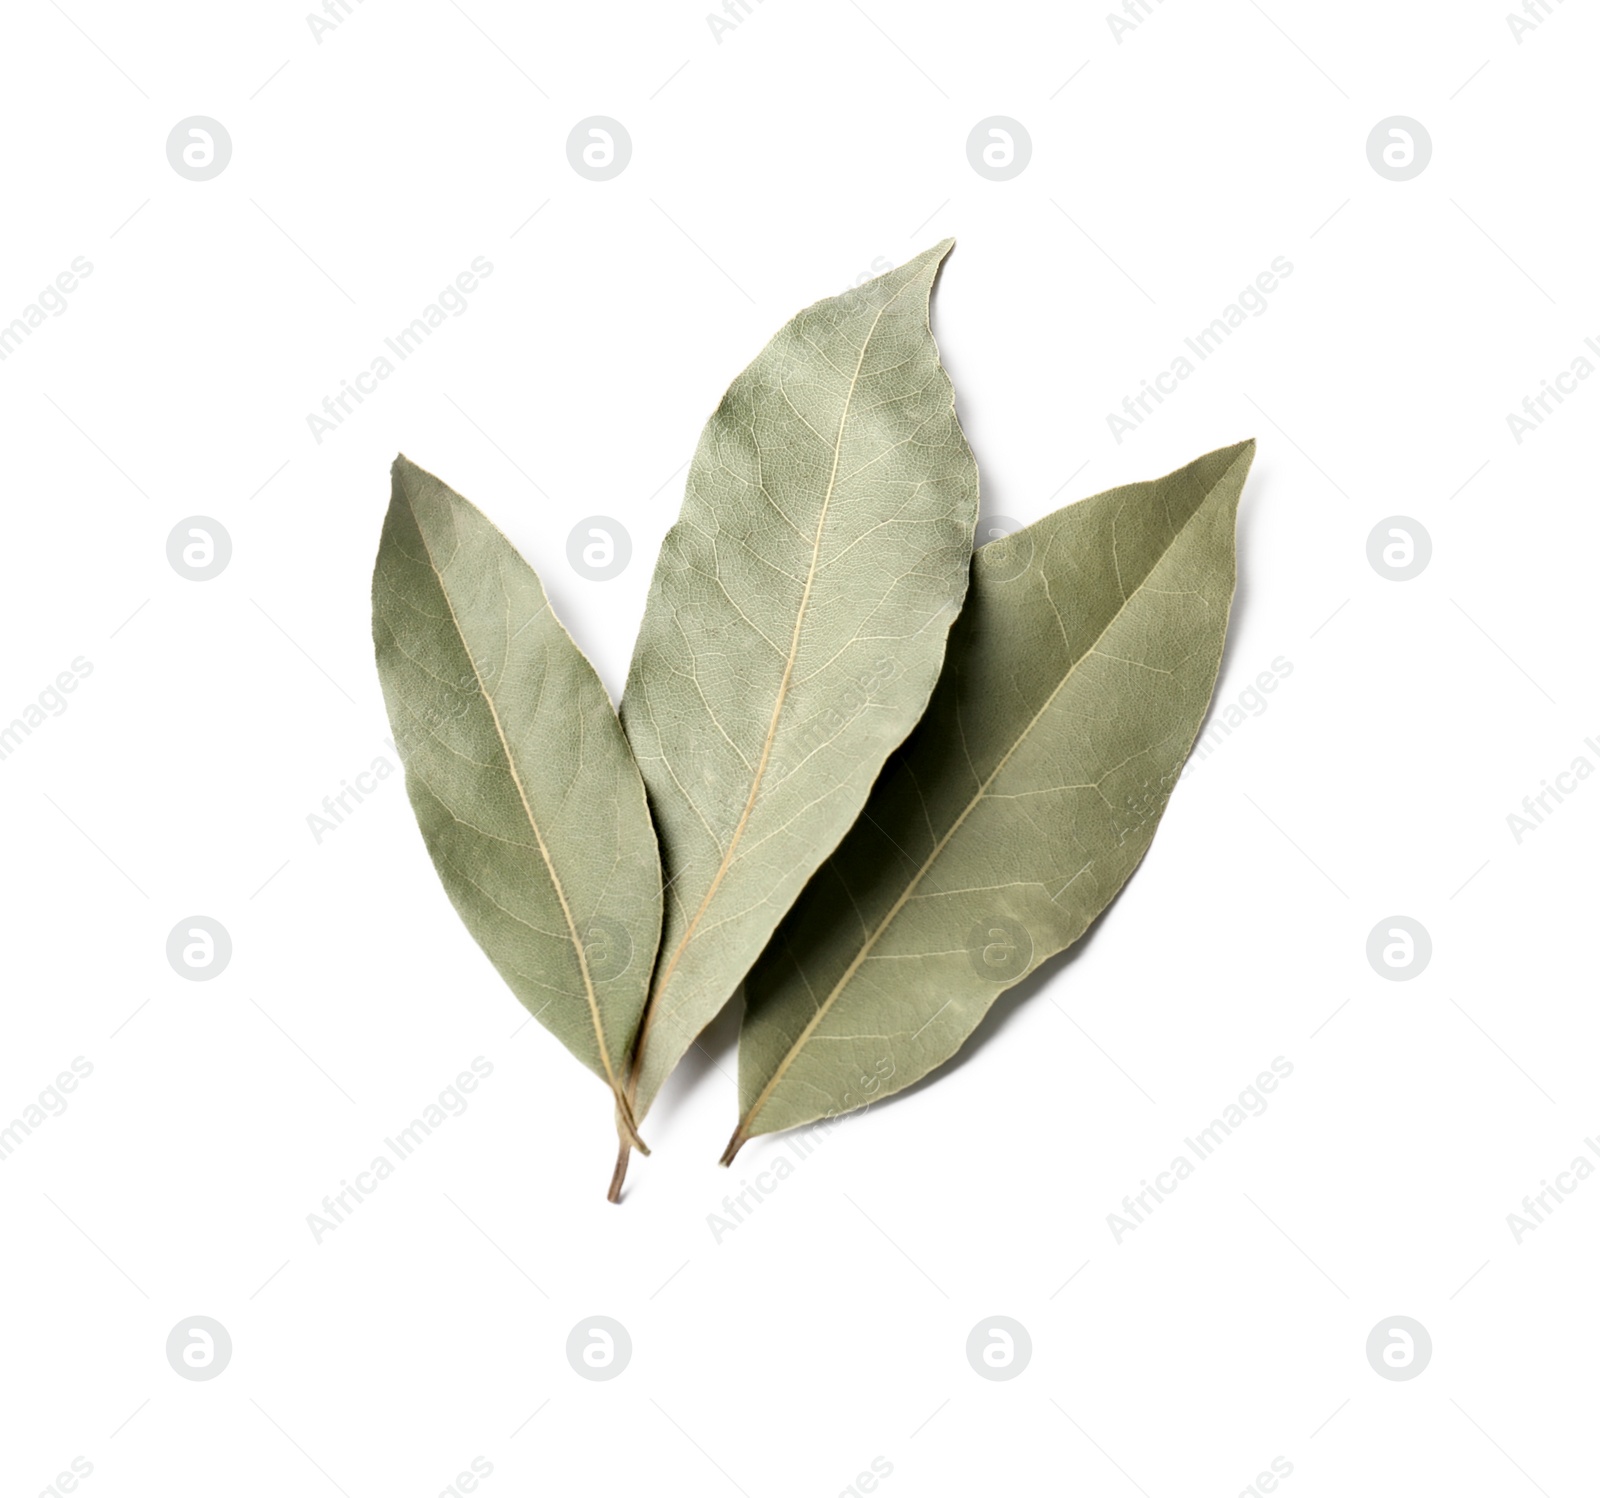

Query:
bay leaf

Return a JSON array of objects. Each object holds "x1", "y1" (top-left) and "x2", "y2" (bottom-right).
[
  {"x1": 725, "y1": 440, "x2": 1255, "y2": 1157},
  {"x1": 613, "y1": 241, "x2": 979, "y2": 1189},
  {"x1": 372, "y1": 455, "x2": 660, "y2": 1147}
]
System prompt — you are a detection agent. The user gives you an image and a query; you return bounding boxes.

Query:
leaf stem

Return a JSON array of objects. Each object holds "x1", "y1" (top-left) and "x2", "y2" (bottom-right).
[{"x1": 606, "y1": 1134, "x2": 631, "y2": 1204}]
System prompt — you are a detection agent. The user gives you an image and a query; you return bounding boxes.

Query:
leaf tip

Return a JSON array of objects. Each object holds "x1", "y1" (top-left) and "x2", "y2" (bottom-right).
[
  {"x1": 1209, "y1": 437, "x2": 1257, "y2": 479},
  {"x1": 389, "y1": 452, "x2": 426, "y2": 502}
]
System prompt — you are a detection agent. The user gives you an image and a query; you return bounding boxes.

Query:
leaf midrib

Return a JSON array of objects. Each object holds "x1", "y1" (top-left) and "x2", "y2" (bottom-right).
[
  {"x1": 734, "y1": 458, "x2": 1244, "y2": 1140},
  {"x1": 625, "y1": 275, "x2": 919, "y2": 1096}
]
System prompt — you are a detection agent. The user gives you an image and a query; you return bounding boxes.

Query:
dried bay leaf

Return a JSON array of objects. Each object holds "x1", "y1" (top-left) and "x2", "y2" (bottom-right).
[
  {"x1": 372, "y1": 456, "x2": 661, "y2": 1146},
  {"x1": 725, "y1": 441, "x2": 1255, "y2": 1157},
  {"x1": 613, "y1": 241, "x2": 980, "y2": 1194}
]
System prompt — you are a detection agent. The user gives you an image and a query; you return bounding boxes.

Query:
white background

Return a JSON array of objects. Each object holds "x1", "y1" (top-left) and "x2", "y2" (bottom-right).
[{"x1": 2, "y1": 1, "x2": 1596, "y2": 1494}]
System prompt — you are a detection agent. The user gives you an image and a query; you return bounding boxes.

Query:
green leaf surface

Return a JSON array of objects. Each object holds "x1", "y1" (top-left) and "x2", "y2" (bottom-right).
[
  {"x1": 372, "y1": 456, "x2": 661, "y2": 1143},
  {"x1": 726, "y1": 441, "x2": 1255, "y2": 1155},
  {"x1": 618, "y1": 240, "x2": 980, "y2": 1139}
]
